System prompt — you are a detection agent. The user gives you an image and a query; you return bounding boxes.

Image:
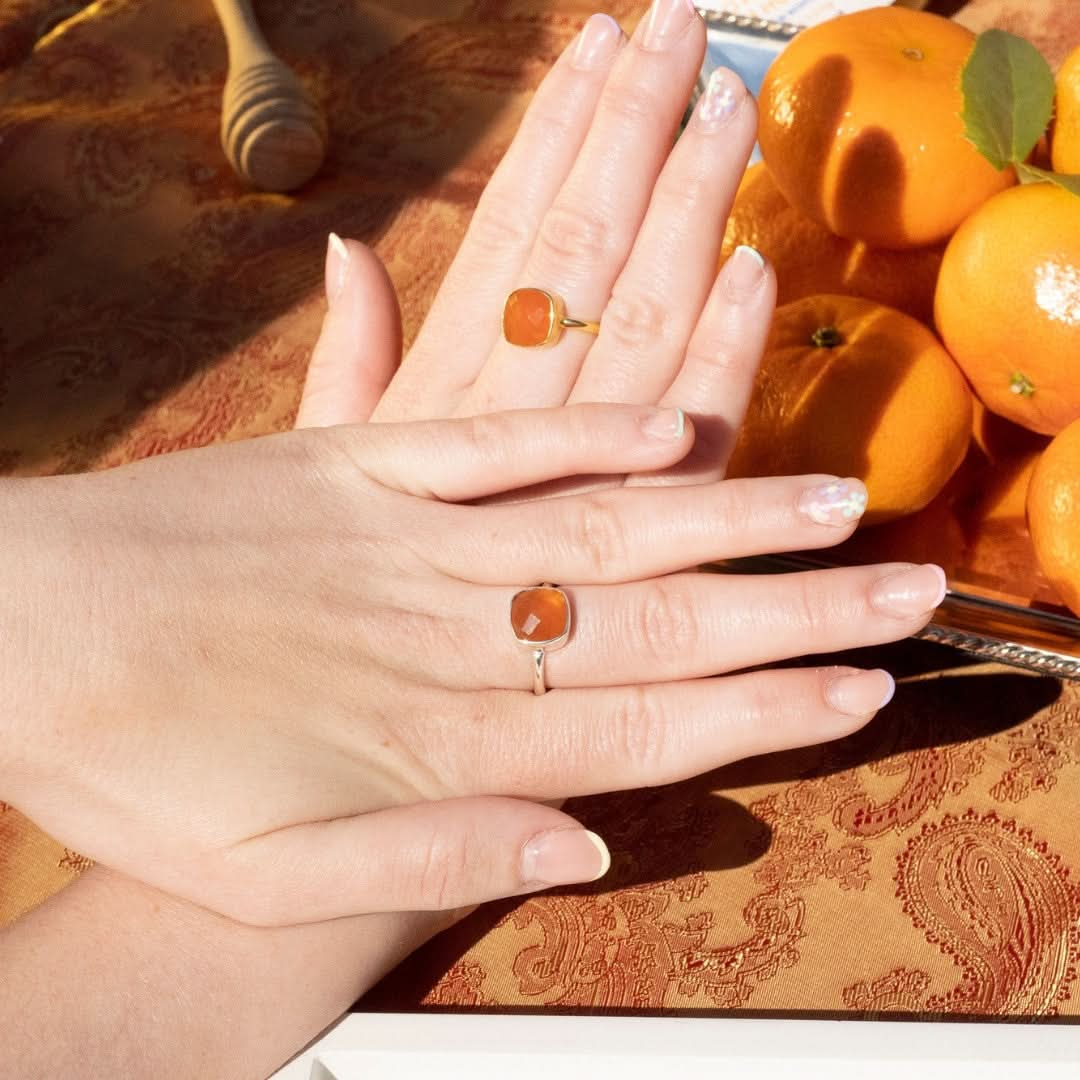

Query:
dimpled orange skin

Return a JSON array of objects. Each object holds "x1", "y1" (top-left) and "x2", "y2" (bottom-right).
[
  {"x1": 758, "y1": 8, "x2": 1014, "y2": 250},
  {"x1": 726, "y1": 295, "x2": 973, "y2": 525},
  {"x1": 935, "y1": 183, "x2": 1080, "y2": 436},
  {"x1": 1027, "y1": 419, "x2": 1080, "y2": 616},
  {"x1": 1052, "y1": 44, "x2": 1080, "y2": 174},
  {"x1": 721, "y1": 162, "x2": 945, "y2": 324}
]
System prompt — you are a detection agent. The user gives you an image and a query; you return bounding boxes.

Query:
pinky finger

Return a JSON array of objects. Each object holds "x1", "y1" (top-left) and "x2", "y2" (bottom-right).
[
  {"x1": 632, "y1": 243, "x2": 776, "y2": 487},
  {"x1": 200, "y1": 797, "x2": 610, "y2": 925}
]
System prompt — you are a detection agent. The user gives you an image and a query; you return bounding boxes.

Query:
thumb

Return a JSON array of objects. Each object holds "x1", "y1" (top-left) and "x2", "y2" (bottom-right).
[
  {"x1": 197, "y1": 797, "x2": 611, "y2": 926},
  {"x1": 295, "y1": 234, "x2": 402, "y2": 429}
]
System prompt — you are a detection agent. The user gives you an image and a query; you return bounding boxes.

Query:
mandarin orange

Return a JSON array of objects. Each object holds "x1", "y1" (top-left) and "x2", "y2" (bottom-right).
[
  {"x1": 1027, "y1": 418, "x2": 1080, "y2": 616},
  {"x1": 721, "y1": 162, "x2": 944, "y2": 324},
  {"x1": 726, "y1": 295, "x2": 972, "y2": 525},
  {"x1": 758, "y1": 8, "x2": 1013, "y2": 249},
  {"x1": 934, "y1": 182, "x2": 1080, "y2": 436},
  {"x1": 1052, "y1": 44, "x2": 1080, "y2": 174}
]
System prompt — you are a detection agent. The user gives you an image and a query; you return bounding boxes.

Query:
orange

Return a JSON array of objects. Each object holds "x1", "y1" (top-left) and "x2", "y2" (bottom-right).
[
  {"x1": 721, "y1": 162, "x2": 945, "y2": 324},
  {"x1": 934, "y1": 182, "x2": 1080, "y2": 436},
  {"x1": 726, "y1": 295, "x2": 973, "y2": 525},
  {"x1": 1026, "y1": 418, "x2": 1080, "y2": 616},
  {"x1": 1051, "y1": 44, "x2": 1080, "y2": 174},
  {"x1": 758, "y1": 8, "x2": 1014, "y2": 249}
]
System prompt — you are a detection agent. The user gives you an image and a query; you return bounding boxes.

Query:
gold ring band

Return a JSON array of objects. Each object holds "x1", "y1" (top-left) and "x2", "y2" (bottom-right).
[
  {"x1": 503, "y1": 288, "x2": 600, "y2": 348},
  {"x1": 510, "y1": 584, "x2": 571, "y2": 694}
]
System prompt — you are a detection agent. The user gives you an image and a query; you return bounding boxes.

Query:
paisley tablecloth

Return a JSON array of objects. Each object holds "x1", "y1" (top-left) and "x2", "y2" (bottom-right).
[{"x1": 2, "y1": 0, "x2": 1079, "y2": 1020}]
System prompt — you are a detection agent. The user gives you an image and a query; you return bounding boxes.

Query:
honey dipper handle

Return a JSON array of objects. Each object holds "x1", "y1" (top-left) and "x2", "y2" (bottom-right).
[{"x1": 210, "y1": 0, "x2": 328, "y2": 193}]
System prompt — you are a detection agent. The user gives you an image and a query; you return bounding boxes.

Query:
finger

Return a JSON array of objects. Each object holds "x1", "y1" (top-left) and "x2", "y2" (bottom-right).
[
  {"x1": 393, "y1": 561, "x2": 943, "y2": 692},
  {"x1": 348, "y1": 403, "x2": 692, "y2": 502},
  {"x1": 374, "y1": 15, "x2": 626, "y2": 422},
  {"x1": 461, "y1": 1, "x2": 706, "y2": 413},
  {"x1": 569, "y1": 68, "x2": 757, "y2": 406},
  {"x1": 632, "y1": 242, "x2": 776, "y2": 486},
  {"x1": 203, "y1": 798, "x2": 609, "y2": 925},
  {"x1": 446, "y1": 666, "x2": 897, "y2": 801},
  {"x1": 296, "y1": 235, "x2": 402, "y2": 429},
  {"x1": 437, "y1": 474, "x2": 868, "y2": 583}
]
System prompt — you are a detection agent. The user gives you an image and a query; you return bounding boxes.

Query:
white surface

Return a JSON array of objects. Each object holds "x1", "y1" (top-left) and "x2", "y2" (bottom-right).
[{"x1": 272, "y1": 1013, "x2": 1080, "y2": 1080}]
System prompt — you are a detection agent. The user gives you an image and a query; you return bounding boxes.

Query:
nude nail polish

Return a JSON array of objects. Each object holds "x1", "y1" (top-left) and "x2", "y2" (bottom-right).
[
  {"x1": 693, "y1": 67, "x2": 744, "y2": 131},
  {"x1": 641, "y1": 0, "x2": 698, "y2": 52},
  {"x1": 522, "y1": 828, "x2": 611, "y2": 886},
  {"x1": 570, "y1": 13, "x2": 623, "y2": 71},
  {"x1": 325, "y1": 232, "x2": 349, "y2": 306},
  {"x1": 798, "y1": 478, "x2": 868, "y2": 527},
  {"x1": 870, "y1": 564, "x2": 948, "y2": 619},
  {"x1": 825, "y1": 669, "x2": 896, "y2": 717},
  {"x1": 722, "y1": 244, "x2": 766, "y2": 297}
]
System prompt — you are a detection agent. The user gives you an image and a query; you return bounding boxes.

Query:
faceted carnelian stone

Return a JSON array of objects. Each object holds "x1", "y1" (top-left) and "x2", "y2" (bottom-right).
[
  {"x1": 503, "y1": 288, "x2": 556, "y2": 347},
  {"x1": 511, "y1": 586, "x2": 570, "y2": 644}
]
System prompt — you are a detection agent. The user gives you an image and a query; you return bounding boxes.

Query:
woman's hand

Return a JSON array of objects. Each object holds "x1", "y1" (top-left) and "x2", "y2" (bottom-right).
[
  {"x1": 299, "y1": 2, "x2": 776, "y2": 494},
  {"x1": 2, "y1": 398, "x2": 932, "y2": 927}
]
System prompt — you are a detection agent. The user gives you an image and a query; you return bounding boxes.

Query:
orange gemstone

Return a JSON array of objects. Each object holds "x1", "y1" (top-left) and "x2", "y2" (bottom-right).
[
  {"x1": 503, "y1": 288, "x2": 556, "y2": 347},
  {"x1": 511, "y1": 586, "x2": 570, "y2": 645}
]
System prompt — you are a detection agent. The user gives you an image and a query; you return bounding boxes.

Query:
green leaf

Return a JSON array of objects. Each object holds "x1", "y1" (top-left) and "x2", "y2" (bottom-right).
[
  {"x1": 1015, "y1": 161, "x2": 1080, "y2": 197},
  {"x1": 961, "y1": 29, "x2": 1055, "y2": 170}
]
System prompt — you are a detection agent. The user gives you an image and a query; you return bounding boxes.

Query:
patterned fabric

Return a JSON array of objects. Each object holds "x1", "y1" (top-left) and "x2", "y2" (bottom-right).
[{"x1": 2, "y1": 0, "x2": 1079, "y2": 1018}]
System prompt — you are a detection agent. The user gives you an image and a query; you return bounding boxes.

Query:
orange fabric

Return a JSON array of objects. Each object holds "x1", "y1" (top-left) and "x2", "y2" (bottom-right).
[{"x1": 2, "y1": 0, "x2": 1080, "y2": 1019}]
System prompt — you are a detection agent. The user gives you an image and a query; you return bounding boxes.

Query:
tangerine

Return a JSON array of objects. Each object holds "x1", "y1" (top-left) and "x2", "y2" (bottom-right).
[
  {"x1": 727, "y1": 295, "x2": 972, "y2": 525},
  {"x1": 721, "y1": 162, "x2": 945, "y2": 324},
  {"x1": 1027, "y1": 418, "x2": 1080, "y2": 616},
  {"x1": 1052, "y1": 43, "x2": 1080, "y2": 174},
  {"x1": 934, "y1": 182, "x2": 1080, "y2": 436},
  {"x1": 758, "y1": 8, "x2": 1013, "y2": 249}
]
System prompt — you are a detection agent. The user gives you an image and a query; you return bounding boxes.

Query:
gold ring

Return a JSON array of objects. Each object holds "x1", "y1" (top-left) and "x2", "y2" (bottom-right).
[
  {"x1": 502, "y1": 288, "x2": 600, "y2": 348},
  {"x1": 510, "y1": 584, "x2": 571, "y2": 695}
]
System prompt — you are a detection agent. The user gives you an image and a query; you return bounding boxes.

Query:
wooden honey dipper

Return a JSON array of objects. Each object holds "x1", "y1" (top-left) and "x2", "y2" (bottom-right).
[{"x1": 211, "y1": 0, "x2": 328, "y2": 192}]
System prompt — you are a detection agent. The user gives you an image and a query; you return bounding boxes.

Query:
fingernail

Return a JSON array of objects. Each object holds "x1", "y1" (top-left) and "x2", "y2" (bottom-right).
[
  {"x1": 825, "y1": 669, "x2": 896, "y2": 717},
  {"x1": 870, "y1": 564, "x2": 948, "y2": 619},
  {"x1": 570, "y1": 13, "x2": 623, "y2": 71},
  {"x1": 693, "y1": 67, "x2": 744, "y2": 131},
  {"x1": 722, "y1": 244, "x2": 766, "y2": 297},
  {"x1": 798, "y1": 477, "x2": 868, "y2": 527},
  {"x1": 640, "y1": 406, "x2": 685, "y2": 441},
  {"x1": 641, "y1": 0, "x2": 698, "y2": 52},
  {"x1": 326, "y1": 232, "x2": 349, "y2": 306},
  {"x1": 522, "y1": 828, "x2": 611, "y2": 886}
]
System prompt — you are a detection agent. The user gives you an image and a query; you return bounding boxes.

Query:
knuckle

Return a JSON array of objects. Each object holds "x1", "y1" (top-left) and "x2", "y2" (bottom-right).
[
  {"x1": 715, "y1": 479, "x2": 756, "y2": 538},
  {"x1": 600, "y1": 81, "x2": 662, "y2": 129},
  {"x1": 638, "y1": 579, "x2": 700, "y2": 667},
  {"x1": 610, "y1": 685, "x2": 669, "y2": 777},
  {"x1": 654, "y1": 170, "x2": 711, "y2": 219},
  {"x1": 458, "y1": 412, "x2": 511, "y2": 465},
  {"x1": 468, "y1": 187, "x2": 536, "y2": 255},
  {"x1": 537, "y1": 201, "x2": 617, "y2": 267},
  {"x1": 568, "y1": 493, "x2": 629, "y2": 576},
  {"x1": 601, "y1": 288, "x2": 673, "y2": 354},
  {"x1": 414, "y1": 829, "x2": 469, "y2": 910},
  {"x1": 790, "y1": 573, "x2": 829, "y2": 637}
]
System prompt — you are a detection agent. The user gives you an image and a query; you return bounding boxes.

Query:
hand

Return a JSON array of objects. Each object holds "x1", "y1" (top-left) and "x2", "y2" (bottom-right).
[{"x1": 2, "y1": 396, "x2": 930, "y2": 927}]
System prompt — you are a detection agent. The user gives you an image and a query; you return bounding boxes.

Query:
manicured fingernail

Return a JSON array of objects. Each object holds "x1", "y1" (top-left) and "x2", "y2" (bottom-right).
[
  {"x1": 798, "y1": 478, "x2": 868, "y2": 527},
  {"x1": 641, "y1": 0, "x2": 698, "y2": 52},
  {"x1": 870, "y1": 563, "x2": 947, "y2": 619},
  {"x1": 522, "y1": 828, "x2": 611, "y2": 886},
  {"x1": 640, "y1": 406, "x2": 685, "y2": 441},
  {"x1": 694, "y1": 67, "x2": 744, "y2": 131},
  {"x1": 825, "y1": 669, "x2": 896, "y2": 717},
  {"x1": 722, "y1": 244, "x2": 766, "y2": 297},
  {"x1": 326, "y1": 232, "x2": 349, "y2": 306},
  {"x1": 570, "y1": 13, "x2": 623, "y2": 70}
]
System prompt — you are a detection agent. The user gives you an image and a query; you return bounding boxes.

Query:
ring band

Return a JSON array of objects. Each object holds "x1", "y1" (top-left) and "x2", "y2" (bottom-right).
[
  {"x1": 510, "y1": 584, "x2": 571, "y2": 694},
  {"x1": 503, "y1": 288, "x2": 600, "y2": 348}
]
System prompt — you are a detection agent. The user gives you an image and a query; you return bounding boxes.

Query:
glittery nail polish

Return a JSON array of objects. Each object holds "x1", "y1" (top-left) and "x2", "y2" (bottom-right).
[{"x1": 798, "y1": 478, "x2": 869, "y2": 527}]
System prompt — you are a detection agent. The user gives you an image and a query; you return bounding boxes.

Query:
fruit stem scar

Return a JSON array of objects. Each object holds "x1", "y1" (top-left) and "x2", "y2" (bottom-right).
[
  {"x1": 902, "y1": 47, "x2": 924, "y2": 61},
  {"x1": 811, "y1": 326, "x2": 844, "y2": 348},
  {"x1": 1009, "y1": 371, "x2": 1036, "y2": 397}
]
